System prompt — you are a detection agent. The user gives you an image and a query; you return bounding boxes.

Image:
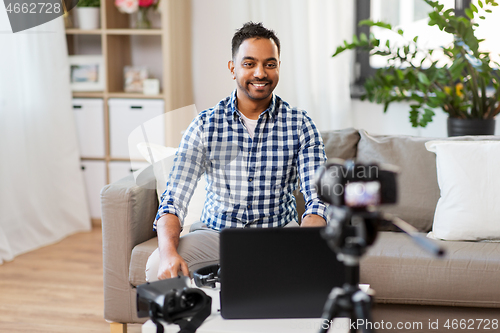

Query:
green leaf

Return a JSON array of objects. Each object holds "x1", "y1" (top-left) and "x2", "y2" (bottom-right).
[
  {"x1": 360, "y1": 33, "x2": 368, "y2": 43},
  {"x1": 332, "y1": 46, "x2": 346, "y2": 57},
  {"x1": 352, "y1": 35, "x2": 359, "y2": 44},
  {"x1": 398, "y1": 29, "x2": 404, "y2": 35},
  {"x1": 417, "y1": 72, "x2": 430, "y2": 85},
  {"x1": 465, "y1": 8, "x2": 474, "y2": 19},
  {"x1": 478, "y1": 0, "x2": 484, "y2": 8},
  {"x1": 409, "y1": 109, "x2": 420, "y2": 127},
  {"x1": 372, "y1": 50, "x2": 392, "y2": 56},
  {"x1": 413, "y1": 36, "x2": 419, "y2": 43},
  {"x1": 420, "y1": 108, "x2": 436, "y2": 127},
  {"x1": 470, "y1": 3, "x2": 478, "y2": 13},
  {"x1": 395, "y1": 69, "x2": 404, "y2": 81},
  {"x1": 443, "y1": 8, "x2": 454, "y2": 17},
  {"x1": 383, "y1": 102, "x2": 390, "y2": 113},
  {"x1": 359, "y1": 20, "x2": 392, "y2": 30}
]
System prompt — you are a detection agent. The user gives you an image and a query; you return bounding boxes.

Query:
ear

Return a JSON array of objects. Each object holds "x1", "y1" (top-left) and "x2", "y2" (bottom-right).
[{"x1": 228, "y1": 60, "x2": 235, "y2": 79}]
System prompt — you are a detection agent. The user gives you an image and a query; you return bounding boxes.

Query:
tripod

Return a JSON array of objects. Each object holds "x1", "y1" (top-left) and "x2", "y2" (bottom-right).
[{"x1": 318, "y1": 207, "x2": 445, "y2": 333}]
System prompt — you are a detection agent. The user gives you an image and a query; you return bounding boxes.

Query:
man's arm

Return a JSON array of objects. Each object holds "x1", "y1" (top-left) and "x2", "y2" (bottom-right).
[
  {"x1": 301, "y1": 214, "x2": 326, "y2": 227},
  {"x1": 297, "y1": 112, "x2": 328, "y2": 224},
  {"x1": 156, "y1": 213, "x2": 190, "y2": 279},
  {"x1": 154, "y1": 115, "x2": 206, "y2": 279}
]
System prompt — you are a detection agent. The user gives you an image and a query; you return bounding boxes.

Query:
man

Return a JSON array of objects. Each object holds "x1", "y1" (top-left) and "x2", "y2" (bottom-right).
[{"x1": 146, "y1": 22, "x2": 327, "y2": 282}]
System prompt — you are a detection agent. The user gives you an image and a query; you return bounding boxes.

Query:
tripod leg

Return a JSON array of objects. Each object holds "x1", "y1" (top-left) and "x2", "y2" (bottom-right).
[
  {"x1": 318, "y1": 288, "x2": 343, "y2": 333},
  {"x1": 352, "y1": 290, "x2": 373, "y2": 333}
]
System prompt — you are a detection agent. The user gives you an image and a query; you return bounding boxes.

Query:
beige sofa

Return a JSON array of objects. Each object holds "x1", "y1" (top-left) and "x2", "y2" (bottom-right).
[{"x1": 101, "y1": 128, "x2": 500, "y2": 332}]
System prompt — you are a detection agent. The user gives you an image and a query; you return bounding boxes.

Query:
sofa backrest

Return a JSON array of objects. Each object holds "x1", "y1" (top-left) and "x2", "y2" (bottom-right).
[{"x1": 315, "y1": 129, "x2": 500, "y2": 232}]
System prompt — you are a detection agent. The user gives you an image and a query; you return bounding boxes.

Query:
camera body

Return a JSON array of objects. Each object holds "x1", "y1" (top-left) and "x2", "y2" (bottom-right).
[
  {"x1": 315, "y1": 159, "x2": 398, "y2": 209},
  {"x1": 136, "y1": 276, "x2": 211, "y2": 327}
]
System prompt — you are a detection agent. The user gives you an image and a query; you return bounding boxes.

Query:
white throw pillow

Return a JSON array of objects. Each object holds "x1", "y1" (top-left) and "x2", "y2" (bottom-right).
[
  {"x1": 425, "y1": 140, "x2": 500, "y2": 241},
  {"x1": 137, "y1": 142, "x2": 207, "y2": 232}
]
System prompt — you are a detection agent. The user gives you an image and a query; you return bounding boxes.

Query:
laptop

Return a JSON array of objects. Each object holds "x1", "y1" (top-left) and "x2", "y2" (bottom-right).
[{"x1": 219, "y1": 227, "x2": 358, "y2": 319}]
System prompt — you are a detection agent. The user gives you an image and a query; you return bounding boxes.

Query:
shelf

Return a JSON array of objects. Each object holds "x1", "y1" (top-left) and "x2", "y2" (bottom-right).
[
  {"x1": 72, "y1": 91, "x2": 105, "y2": 98},
  {"x1": 106, "y1": 29, "x2": 162, "y2": 35},
  {"x1": 69, "y1": 0, "x2": 192, "y2": 190},
  {"x1": 107, "y1": 92, "x2": 164, "y2": 99},
  {"x1": 110, "y1": 157, "x2": 149, "y2": 163},
  {"x1": 65, "y1": 29, "x2": 103, "y2": 35},
  {"x1": 65, "y1": 28, "x2": 162, "y2": 35},
  {"x1": 81, "y1": 157, "x2": 106, "y2": 161}
]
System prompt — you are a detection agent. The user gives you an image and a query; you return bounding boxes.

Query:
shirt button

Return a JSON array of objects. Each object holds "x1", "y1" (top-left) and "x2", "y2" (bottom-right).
[
  {"x1": 247, "y1": 204, "x2": 251, "y2": 209},
  {"x1": 248, "y1": 178, "x2": 253, "y2": 182}
]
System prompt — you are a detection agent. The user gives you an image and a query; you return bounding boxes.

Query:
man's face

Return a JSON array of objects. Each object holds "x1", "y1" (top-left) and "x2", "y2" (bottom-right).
[{"x1": 229, "y1": 38, "x2": 280, "y2": 103}]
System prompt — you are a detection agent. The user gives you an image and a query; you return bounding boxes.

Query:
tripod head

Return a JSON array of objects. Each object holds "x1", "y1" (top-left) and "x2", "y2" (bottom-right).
[{"x1": 321, "y1": 208, "x2": 380, "y2": 266}]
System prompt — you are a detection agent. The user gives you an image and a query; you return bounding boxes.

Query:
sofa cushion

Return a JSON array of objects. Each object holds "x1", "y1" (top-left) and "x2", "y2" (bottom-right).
[
  {"x1": 356, "y1": 131, "x2": 440, "y2": 231},
  {"x1": 322, "y1": 128, "x2": 361, "y2": 160},
  {"x1": 426, "y1": 140, "x2": 500, "y2": 241},
  {"x1": 361, "y1": 232, "x2": 500, "y2": 308},
  {"x1": 129, "y1": 237, "x2": 158, "y2": 287}
]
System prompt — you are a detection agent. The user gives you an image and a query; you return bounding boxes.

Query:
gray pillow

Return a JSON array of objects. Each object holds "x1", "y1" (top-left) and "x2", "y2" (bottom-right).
[
  {"x1": 296, "y1": 128, "x2": 361, "y2": 222},
  {"x1": 356, "y1": 130, "x2": 500, "y2": 232},
  {"x1": 322, "y1": 128, "x2": 361, "y2": 160}
]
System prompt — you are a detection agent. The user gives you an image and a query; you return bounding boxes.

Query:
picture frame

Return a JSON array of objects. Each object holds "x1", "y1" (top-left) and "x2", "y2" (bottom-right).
[
  {"x1": 68, "y1": 55, "x2": 105, "y2": 92},
  {"x1": 124, "y1": 66, "x2": 149, "y2": 93}
]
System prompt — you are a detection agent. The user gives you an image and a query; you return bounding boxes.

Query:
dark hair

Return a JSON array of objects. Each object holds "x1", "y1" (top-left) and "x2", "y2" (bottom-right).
[{"x1": 231, "y1": 22, "x2": 280, "y2": 59}]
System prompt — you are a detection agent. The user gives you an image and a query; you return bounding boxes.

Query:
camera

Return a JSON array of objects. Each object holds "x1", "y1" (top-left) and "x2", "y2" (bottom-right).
[
  {"x1": 315, "y1": 159, "x2": 398, "y2": 209},
  {"x1": 136, "y1": 276, "x2": 212, "y2": 333}
]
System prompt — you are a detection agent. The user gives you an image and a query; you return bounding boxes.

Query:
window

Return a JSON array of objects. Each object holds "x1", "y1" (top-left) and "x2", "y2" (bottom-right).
[{"x1": 354, "y1": 0, "x2": 472, "y2": 89}]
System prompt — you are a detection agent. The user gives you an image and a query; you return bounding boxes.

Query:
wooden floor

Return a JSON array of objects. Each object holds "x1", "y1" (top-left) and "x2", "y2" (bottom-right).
[{"x1": 0, "y1": 227, "x2": 142, "y2": 333}]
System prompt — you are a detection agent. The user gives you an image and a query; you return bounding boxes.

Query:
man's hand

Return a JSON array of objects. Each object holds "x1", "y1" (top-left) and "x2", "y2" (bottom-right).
[
  {"x1": 301, "y1": 214, "x2": 326, "y2": 227},
  {"x1": 157, "y1": 249, "x2": 190, "y2": 280},
  {"x1": 156, "y1": 214, "x2": 190, "y2": 280}
]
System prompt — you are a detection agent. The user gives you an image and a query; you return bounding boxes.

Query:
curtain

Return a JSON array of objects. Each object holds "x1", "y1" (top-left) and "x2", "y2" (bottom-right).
[
  {"x1": 0, "y1": 12, "x2": 91, "y2": 264},
  {"x1": 229, "y1": 0, "x2": 355, "y2": 131}
]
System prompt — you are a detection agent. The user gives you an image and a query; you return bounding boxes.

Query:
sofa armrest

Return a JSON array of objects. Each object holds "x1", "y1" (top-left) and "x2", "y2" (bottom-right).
[{"x1": 101, "y1": 172, "x2": 158, "y2": 322}]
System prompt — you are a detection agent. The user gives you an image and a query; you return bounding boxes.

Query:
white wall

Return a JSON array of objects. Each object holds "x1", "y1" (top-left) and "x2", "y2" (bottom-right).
[
  {"x1": 191, "y1": 0, "x2": 235, "y2": 112},
  {"x1": 190, "y1": 1, "x2": 499, "y2": 138}
]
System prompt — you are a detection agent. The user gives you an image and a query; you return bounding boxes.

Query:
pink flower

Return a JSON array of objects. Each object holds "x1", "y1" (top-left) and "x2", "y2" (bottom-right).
[
  {"x1": 139, "y1": 0, "x2": 155, "y2": 7},
  {"x1": 115, "y1": 0, "x2": 138, "y2": 13}
]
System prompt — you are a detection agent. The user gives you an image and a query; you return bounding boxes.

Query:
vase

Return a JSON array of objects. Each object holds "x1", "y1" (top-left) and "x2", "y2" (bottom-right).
[
  {"x1": 136, "y1": 7, "x2": 151, "y2": 29},
  {"x1": 77, "y1": 7, "x2": 100, "y2": 30},
  {"x1": 447, "y1": 117, "x2": 496, "y2": 137}
]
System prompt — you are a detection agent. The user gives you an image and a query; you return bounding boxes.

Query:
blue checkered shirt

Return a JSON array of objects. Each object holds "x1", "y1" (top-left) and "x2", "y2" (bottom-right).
[{"x1": 154, "y1": 91, "x2": 327, "y2": 231}]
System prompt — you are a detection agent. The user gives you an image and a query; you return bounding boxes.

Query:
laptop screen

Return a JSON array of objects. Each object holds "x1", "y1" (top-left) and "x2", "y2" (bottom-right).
[{"x1": 219, "y1": 227, "x2": 357, "y2": 319}]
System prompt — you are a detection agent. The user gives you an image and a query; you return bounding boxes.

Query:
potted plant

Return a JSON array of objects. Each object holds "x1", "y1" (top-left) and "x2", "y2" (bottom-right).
[
  {"x1": 76, "y1": 0, "x2": 100, "y2": 30},
  {"x1": 334, "y1": 0, "x2": 500, "y2": 136}
]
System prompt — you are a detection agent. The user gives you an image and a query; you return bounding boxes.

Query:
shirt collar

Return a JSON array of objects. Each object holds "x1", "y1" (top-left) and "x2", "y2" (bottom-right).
[{"x1": 229, "y1": 89, "x2": 278, "y2": 121}]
